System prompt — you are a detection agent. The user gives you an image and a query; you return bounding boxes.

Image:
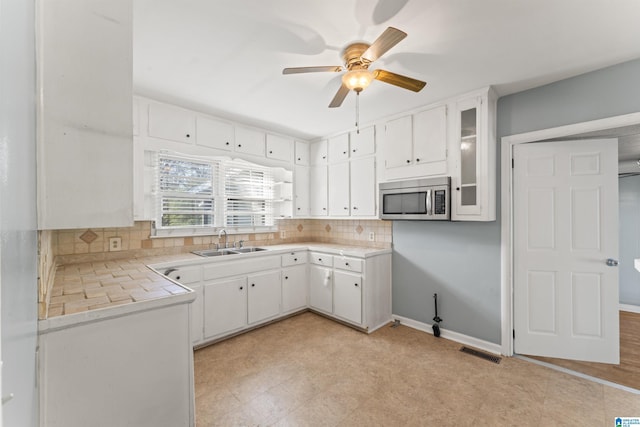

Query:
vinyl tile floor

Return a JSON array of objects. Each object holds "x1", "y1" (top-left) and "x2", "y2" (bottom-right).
[{"x1": 194, "y1": 312, "x2": 640, "y2": 426}]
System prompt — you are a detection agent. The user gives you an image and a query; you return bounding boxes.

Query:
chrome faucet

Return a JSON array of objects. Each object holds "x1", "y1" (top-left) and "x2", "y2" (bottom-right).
[{"x1": 218, "y1": 229, "x2": 228, "y2": 248}]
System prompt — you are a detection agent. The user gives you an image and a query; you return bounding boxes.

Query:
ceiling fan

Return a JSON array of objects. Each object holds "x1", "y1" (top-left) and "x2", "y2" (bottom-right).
[{"x1": 282, "y1": 27, "x2": 426, "y2": 108}]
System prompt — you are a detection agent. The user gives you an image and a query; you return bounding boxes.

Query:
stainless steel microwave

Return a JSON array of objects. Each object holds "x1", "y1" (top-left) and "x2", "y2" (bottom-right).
[{"x1": 379, "y1": 177, "x2": 451, "y2": 220}]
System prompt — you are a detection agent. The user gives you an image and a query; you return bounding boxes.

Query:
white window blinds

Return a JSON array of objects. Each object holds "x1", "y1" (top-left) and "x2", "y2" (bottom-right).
[
  {"x1": 224, "y1": 160, "x2": 274, "y2": 227},
  {"x1": 156, "y1": 154, "x2": 275, "y2": 230}
]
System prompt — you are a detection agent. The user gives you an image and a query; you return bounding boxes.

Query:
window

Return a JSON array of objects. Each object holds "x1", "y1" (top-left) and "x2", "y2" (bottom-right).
[{"x1": 155, "y1": 153, "x2": 275, "y2": 232}]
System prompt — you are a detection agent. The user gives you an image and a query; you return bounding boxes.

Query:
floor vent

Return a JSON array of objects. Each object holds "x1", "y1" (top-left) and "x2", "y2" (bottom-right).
[{"x1": 460, "y1": 346, "x2": 502, "y2": 364}]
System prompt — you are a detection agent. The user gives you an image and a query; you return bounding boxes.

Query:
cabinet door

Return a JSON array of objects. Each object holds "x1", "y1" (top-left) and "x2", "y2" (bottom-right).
[
  {"x1": 328, "y1": 133, "x2": 350, "y2": 162},
  {"x1": 196, "y1": 116, "x2": 233, "y2": 151},
  {"x1": 282, "y1": 265, "x2": 308, "y2": 313},
  {"x1": 413, "y1": 105, "x2": 447, "y2": 165},
  {"x1": 454, "y1": 96, "x2": 482, "y2": 216},
  {"x1": 148, "y1": 103, "x2": 196, "y2": 144},
  {"x1": 294, "y1": 165, "x2": 310, "y2": 217},
  {"x1": 333, "y1": 270, "x2": 362, "y2": 324},
  {"x1": 295, "y1": 141, "x2": 310, "y2": 165},
  {"x1": 350, "y1": 157, "x2": 376, "y2": 216},
  {"x1": 310, "y1": 165, "x2": 328, "y2": 216},
  {"x1": 204, "y1": 277, "x2": 247, "y2": 339},
  {"x1": 310, "y1": 140, "x2": 328, "y2": 165},
  {"x1": 309, "y1": 266, "x2": 332, "y2": 314},
  {"x1": 266, "y1": 134, "x2": 294, "y2": 162},
  {"x1": 328, "y1": 162, "x2": 350, "y2": 216},
  {"x1": 383, "y1": 115, "x2": 412, "y2": 169},
  {"x1": 190, "y1": 283, "x2": 204, "y2": 344},
  {"x1": 235, "y1": 127, "x2": 265, "y2": 156},
  {"x1": 349, "y1": 126, "x2": 375, "y2": 158},
  {"x1": 247, "y1": 270, "x2": 281, "y2": 324}
]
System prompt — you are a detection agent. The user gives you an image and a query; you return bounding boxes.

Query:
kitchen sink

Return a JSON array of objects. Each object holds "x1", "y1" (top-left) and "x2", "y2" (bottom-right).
[
  {"x1": 191, "y1": 247, "x2": 267, "y2": 257},
  {"x1": 228, "y1": 247, "x2": 268, "y2": 253},
  {"x1": 191, "y1": 249, "x2": 239, "y2": 257}
]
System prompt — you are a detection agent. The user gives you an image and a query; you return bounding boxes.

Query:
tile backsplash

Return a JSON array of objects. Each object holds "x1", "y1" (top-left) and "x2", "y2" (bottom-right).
[{"x1": 48, "y1": 219, "x2": 391, "y2": 264}]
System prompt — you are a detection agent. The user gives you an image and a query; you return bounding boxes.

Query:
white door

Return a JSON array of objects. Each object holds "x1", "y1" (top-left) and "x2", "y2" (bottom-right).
[
  {"x1": 203, "y1": 277, "x2": 247, "y2": 339},
  {"x1": 333, "y1": 271, "x2": 362, "y2": 324},
  {"x1": 513, "y1": 138, "x2": 619, "y2": 363},
  {"x1": 309, "y1": 266, "x2": 333, "y2": 313},
  {"x1": 350, "y1": 157, "x2": 376, "y2": 216},
  {"x1": 247, "y1": 270, "x2": 281, "y2": 324}
]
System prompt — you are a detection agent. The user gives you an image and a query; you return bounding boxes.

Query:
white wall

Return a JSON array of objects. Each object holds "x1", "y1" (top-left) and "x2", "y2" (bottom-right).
[
  {"x1": 619, "y1": 175, "x2": 640, "y2": 305},
  {"x1": 0, "y1": 0, "x2": 39, "y2": 425}
]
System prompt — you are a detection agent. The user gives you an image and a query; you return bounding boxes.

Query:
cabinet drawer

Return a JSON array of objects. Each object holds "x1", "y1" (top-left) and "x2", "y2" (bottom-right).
[
  {"x1": 281, "y1": 251, "x2": 308, "y2": 267},
  {"x1": 203, "y1": 256, "x2": 280, "y2": 280},
  {"x1": 333, "y1": 256, "x2": 362, "y2": 273},
  {"x1": 163, "y1": 265, "x2": 202, "y2": 284},
  {"x1": 310, "y1": 252, "x2": 333, "y2": 267}
]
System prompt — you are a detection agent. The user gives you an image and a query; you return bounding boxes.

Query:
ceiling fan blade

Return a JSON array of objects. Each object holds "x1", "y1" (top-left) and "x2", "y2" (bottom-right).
[
  {"x1": 329, "y1": 84, "x2": 350, "y2": 108},
  {"x1": 373, "y1": 69, "x2": 426, "y2": 92},
  {"x1": 361, "y1": 27, "x2": 407, "y2": 63},
  {"x1": 283, "y1": 66, "x2": 343, "y2": 74}
]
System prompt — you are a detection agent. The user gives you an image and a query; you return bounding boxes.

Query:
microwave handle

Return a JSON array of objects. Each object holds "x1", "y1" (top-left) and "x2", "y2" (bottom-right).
[{"x1": 426, "y1": 190, "x2": 432, "y2": 216}]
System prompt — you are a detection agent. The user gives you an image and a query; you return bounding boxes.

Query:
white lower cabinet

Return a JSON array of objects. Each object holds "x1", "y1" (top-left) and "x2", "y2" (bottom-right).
[
  {"x1": 309, "y1": 265, "x2": 333, "y2": 313},
  {"x1": 282, "y1": 265, "x2": 307, "y2": 313},
  {"x1": 204, "y1": 277, "x2": 247, "y2": 339},
  {"x1": 190, "y1": 283, "x2": 204, "y2": 344},
  {"x1": 247, "y1": 270, "x2": 281, "y2": 324},
  {"x1": 333, "y1": 270, "x2": 362, "y2": 324}
]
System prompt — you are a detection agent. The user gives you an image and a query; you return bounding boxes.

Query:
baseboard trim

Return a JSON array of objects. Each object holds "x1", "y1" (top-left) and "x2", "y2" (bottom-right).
[
  {"x1": 619, "y1": 304, "x2": 640, "y2": 314},
  {"x1": 391, "y1": 314, "x2": 502, "y2": 355}
]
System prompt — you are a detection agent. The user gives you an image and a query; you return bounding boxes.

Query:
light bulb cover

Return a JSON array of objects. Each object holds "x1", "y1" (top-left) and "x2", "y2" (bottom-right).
[{"x1": 342, "y1": 69, "x2": 374, "y2": 92}]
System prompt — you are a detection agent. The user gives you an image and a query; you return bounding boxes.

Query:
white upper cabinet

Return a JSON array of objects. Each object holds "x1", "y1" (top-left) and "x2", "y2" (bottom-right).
[
  {"x1": 235, "y1": 127, "x2": 265, "y2": 157},
  {"x1": 37, "y1": 0, "x2": 133, "y2": 229},
  {"x1": 350, "y1": 157, "x2": 376, "y2": 216},
  {"x1": 328, "y1": 162, "x2": 351, "y2": 216},
  {"x1": 328, "y1": 133, "x2": 350, "y2": 162},
  {"x1": 383, "y1": 115, "x2": 413, "y2": 169},
  {"x1": 450, "y1": 88, "x2": 497, "y2": 221},
  {"x1": 196, "y1": 116, "x2": 234, "y2": 151},
  {"x1": 349, "y1": 126, "x2": 375, "y2": 158},
  {"x1": 310, "y1": 165, "x2": 328, "y2": 216},
  {"x1": 295, "y1": 141, "x2": 310, "y2": 165},
  {"x1": 294, "y1": 165, "x2": 310, "y2": 217},
  {"x1": 383, "y1": 105, "x2": 448, "y2": 181},
  {"x1": 310, "y1": 140, "x2": 328, "y2": 164},
  {"x1": 148, "y1": 103, "x2": 196, "y2": 144},
  {"x1": 266, "y1": 134, "x2": 294, "y2": 162}
]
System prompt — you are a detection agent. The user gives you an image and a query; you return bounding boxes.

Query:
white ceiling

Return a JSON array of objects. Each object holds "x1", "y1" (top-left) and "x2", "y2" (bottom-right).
[{"x1": 134, "y1": 0, "x2": 640, "y2": 140}]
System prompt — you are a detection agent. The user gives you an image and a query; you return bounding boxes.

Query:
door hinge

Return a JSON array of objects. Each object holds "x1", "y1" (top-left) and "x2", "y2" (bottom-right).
[
  {"x1": 511, "y1": 158, "x2": 514, "y2": 169},
  {"x1": 513, "y1": 329, "x2": 515, "y2": 339}
]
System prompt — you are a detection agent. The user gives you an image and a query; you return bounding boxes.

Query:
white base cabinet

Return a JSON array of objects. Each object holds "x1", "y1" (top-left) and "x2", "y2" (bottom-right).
[
  {"x1": 333, "y1": 270, "x2": 362, "y2": 324},
  {"x1": 247, "y1": 270, "x2": 281, "y2": 324},
  {"x1": 282, "y1": 265, "x2": 308, "y2": 314},
  {"x1": 204, "y1": 277, "x2": 247, "y2": 339},
  {"x1": 309, "y1": 265, "x2": 333, "y2": 314}
]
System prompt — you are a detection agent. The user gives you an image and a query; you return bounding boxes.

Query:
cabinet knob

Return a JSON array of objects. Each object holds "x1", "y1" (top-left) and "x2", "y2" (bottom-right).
[
  {"x1": 322, "y1": 207, "x2": 327, "y2": 211},
  {"x1": 318, "y1": 258, "x2": 322, "y2": 261},
  {"x1": 352, "y1": 149, "x2": 356, "y2": 152},
  {"x1": 186, "y1": 134, "x2": 190, "y2": 138},
  {"x1": 225, "y1": 141, "x2": 230, "y2": 145},
  {"x1": 344, "y1": 207, "x2": 348, "y2": 210},
  {"x1": 294, "y1": 258, "x2": 298, "y2": 261},
  {"x1": 285, "y1": 276, "x2": 288, "y2": 280},
  {"x1": 297, "y1": 157, "x2": 301, "y2": 161},
  {"x1": 456, "y1": 187, "x2": 461, "y2": 191},
  {"x1": 269, "y1": 150, "x2": 273, "y2": 154},
  {"x1": 240, "y1": 286, "x2": 243, "y2": 290},
  {"x1": 322, "y1": 155, "x2": 326, "y2": 159},
  {"x1": 343, "y1": 151, "x2": 346, "y2": 154},
  {"x1": 251, "y1": 283, "x2": 255, "y2": 287},
  {"x1": 354, "y1": 283, "x2": 359, "y2": 287},
  {"x1": 238, "y1": 144, "x2": 242, "y2": 147},
  {"x1": 406, "y1": 159, "x2": 410, "y2": 163},
  {"x1": 345, "y1": 262, "x2": 350, "y2": 266},
  {"x1": 416, "y1": 158, "x2": 420, "y2": 162},
  {"x1": 176, "y1": 276, "x2": 181, "y2": 280},
  {"x1": 353, "y1": 206, "x2": 358, "y2": 210},
  {"x1": 297, "y1": 207, "x2": 301, "y2": 210}
]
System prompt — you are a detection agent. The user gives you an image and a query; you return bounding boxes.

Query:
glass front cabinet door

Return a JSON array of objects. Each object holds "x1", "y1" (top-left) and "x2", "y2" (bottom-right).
[{"x1": 451, "y1": 88, "x2": 496, "y2": 221}]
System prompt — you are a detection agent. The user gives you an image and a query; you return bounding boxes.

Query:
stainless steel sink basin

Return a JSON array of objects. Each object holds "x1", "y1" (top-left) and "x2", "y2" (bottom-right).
[
  {"x1": 192, "y1": 247, "x2": 267, "y2": 257},
  {"x1": 191, "y1": 249, "x2": 239, "y2": 257},
  {"x1": 229, "y1": 247, "x2": 268, "y2": 253}
]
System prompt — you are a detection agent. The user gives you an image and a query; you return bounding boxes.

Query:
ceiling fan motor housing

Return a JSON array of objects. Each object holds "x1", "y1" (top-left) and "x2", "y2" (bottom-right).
[{"x1": 342, "y1": 42, "x2": 372, "y2": 70}]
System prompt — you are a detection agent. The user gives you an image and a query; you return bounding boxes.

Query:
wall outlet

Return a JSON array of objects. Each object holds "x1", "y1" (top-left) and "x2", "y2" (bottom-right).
[
  {"x1": 368, "y1": 232, "x2": 375, "y2": 241},
  {"x1": 109, "y1": 237, "x2": 122, "y2": 251}
]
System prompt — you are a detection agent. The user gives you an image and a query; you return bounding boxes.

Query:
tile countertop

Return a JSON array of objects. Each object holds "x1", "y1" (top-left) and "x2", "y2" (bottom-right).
[{"x1": 40, "y1": 243, "x2": 391, "y2": 330}]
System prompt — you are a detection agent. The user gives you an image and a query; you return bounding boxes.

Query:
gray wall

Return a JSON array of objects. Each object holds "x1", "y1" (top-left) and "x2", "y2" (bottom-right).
[
  {"x1": 392, "y1": 57, "x2": 640, "y2": 345},
  {"x1": 619, "y1": 175, "x2": 640, "y2": 305},
  {"x1": 0, "y1": 0, "x2": 39, "y2": 425}
]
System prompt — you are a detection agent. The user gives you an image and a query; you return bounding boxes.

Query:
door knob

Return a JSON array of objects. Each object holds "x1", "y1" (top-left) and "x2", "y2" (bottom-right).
[{"x1": 606, "y1": 258, "x2": 619, "y2": 267}]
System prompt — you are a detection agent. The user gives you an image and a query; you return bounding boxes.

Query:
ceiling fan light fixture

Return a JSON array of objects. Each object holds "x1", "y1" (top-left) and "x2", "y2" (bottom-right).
[{"x1": 342, "y1": 69, "x2": 374, "y2": 92}]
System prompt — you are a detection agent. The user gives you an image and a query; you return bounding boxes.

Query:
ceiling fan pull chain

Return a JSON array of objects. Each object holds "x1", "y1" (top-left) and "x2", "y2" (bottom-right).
[{"x1": 356, "y1": 91, "x2": 360, "y2": 134}]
